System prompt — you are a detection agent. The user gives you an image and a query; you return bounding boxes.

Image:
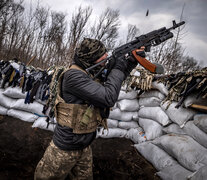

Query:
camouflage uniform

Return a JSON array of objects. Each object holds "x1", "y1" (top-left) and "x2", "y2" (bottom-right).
[
  {"x1": 35, "y1": 38, "x2": 107, "y2": 180},
  {"x1": 34, "y1": 140, "x2": 93, "y2": 180}
]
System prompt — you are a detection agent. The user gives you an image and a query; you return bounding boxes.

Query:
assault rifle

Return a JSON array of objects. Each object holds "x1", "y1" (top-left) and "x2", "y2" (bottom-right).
[{"x1": 86, "y1": 20, "x2": 185, "y2": 78}]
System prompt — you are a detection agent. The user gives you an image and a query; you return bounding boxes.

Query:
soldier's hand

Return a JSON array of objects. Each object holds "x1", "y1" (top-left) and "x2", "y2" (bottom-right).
[
  {"x1": 135, "y1": 46, "x2": 146, "y2": 58},
  {"x1": 124, "y1": 47, "x2": 146, "y2": 77}
]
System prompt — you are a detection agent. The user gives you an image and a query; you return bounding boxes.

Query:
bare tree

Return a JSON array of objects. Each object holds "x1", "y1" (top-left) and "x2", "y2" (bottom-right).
[
  {"x1": 0, "y1": 0, "x2": 24, "y2": 55},
  {"x1": 33, "y1": 5, "x2": 50, "y2": 67},
  {"x1": 126, "y1": 24, "x2": 140, "y2": 43},
  {"x1": 89, "y1": 8, "x2": 120, "y2": 50},
  {"x1": 66, "y1": 6, "x2": 92, "y2": 64},
  {"x1": 147, "y1": 3, "x2": 190, "y2": 73},
  {"x1": 180, "y1": 56, "x2": 200, "y2": 72},
  {"x1": 1, "y1": 0, "x2": 199, "y2": 73}
]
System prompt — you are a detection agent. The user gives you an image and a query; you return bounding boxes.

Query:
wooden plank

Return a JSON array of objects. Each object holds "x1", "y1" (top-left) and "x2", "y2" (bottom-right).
[{"x1": 190, "y1": 104, "x2": 207, "y2": 112}]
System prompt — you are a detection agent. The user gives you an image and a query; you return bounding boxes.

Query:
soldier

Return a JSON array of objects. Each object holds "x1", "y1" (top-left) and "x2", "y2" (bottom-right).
[{"x1": 34, "y1": 38, "x2": 145, "y2": 180}]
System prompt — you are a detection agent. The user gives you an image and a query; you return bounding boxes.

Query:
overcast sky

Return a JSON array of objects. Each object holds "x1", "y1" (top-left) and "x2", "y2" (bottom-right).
[{"x1": 33, "y1": 0, "x2": 207, "y2": 67}]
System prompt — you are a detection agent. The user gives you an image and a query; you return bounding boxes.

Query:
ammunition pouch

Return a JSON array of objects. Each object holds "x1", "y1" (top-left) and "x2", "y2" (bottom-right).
[{"x1": 54, "y1": 64, "x2": 107, "y2": 134}]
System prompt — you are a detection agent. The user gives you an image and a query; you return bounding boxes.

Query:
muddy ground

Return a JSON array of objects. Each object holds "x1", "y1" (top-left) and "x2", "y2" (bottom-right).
[{"x1": 0, "y1": 115, "x2": 160, "y2": 180}]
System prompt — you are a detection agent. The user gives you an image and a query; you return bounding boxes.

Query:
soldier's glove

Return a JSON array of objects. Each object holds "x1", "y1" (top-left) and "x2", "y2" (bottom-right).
[
  {"x1": 124, "y1": 48, "x2": 146, "y2": 77},
  {"x1": 113, "y1": 57, "x2": 128, "y2": 73},
  {"x1": 113, "y1": 47, "x2": 146, "y2": 77}
]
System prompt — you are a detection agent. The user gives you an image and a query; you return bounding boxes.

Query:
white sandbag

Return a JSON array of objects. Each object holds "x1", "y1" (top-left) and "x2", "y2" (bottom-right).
[
  {"x1": 156, "y1": 164, "x2": 193, "y2": 180},
  {"x1": 162, "y1": 123, "x2": 186, "y2": 135},
  {"x1": 117, "y1": 99, "x2": 139, "y2": 111},
  {"x1": 188, "y1": 165, "x2": 207, "y2": 180},
  {"x1": 161, "y1": 101, "x2": 196, "y2": 128},
  {"x1": 153, "y1": 134, "x2": 207, "y2": 171},
  {"x1": 7, "y1": 109, "x2": 38, "y2": 122},
  {"x1": 109, "y1": 108, "x2": 138, "y2": 121},
  {"x1": 138, "y1": 97, "x2": 161, "y2": 107},
  {"x1": 194, "y1": 114, "x2": 207, "y2": 133},
  {"x1": 32, "y1": 117, "x2": 56, "y2": 132},
  {"x1": 134, "y1": 142, "x2": 177, "y2": 171},
  {"x1": 106, "y1": 118, "x2": 118, "y2": 128},
  {"x1": 36, "y1": 99, "x2": 47, "y2": 105},
  {"x1": 183, "y1": 121, "x2": 207, "y2": 149},
  {"x1": 118, "y1": 90, "x2": 137, "y2": 100},
  {"x1": 3, "y1": 87, "x2": 26, "y2": 99},
  {"x1": 125, "y1": 127, "x2": 146, "y2": 143},
  {"x1": 0, "y1": 105, "x2": 8, "y2": 115},
  {"x1": 138, "y1": 106, "x2": 170, "y2": 126},
  {"x1": 97, "y1": 128, "x2": 127, "y2": 138},
  {"x1": 111, "y1": 102, "x2": 117, "y2": 110},
  {"x1": 0, "y1": 89, "x2": 17, "y2": 108},
  {"x1": 152, "y1": 81, "x2": 168, "y2": 96},
  {"x1": 118, "y1": 121, "x2": 139, "y2": 129},
  {"x1": 184, "y1": 93, "x2": 207, "y2": 108},
  {"x1": 11, "y1": 99, "x2": 44, "y2": 116},
  {"x1": 139, "y1": 90, "x2": 165, "y2": 100},
  {"x1": 121, "y1": 84, "x2": 127, "y2": 91},
  {"x1": 139, "y1": 118, "x2": 163, "y2": 140}
]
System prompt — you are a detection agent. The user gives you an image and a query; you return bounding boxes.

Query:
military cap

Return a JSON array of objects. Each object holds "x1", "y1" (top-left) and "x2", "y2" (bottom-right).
[{"x1": 75, "y1": 38, "x2": 107, "y2": 63}]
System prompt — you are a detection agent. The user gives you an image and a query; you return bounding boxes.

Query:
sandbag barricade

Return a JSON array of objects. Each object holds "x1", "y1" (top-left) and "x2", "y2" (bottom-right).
[{"x1": 1, "y1": 60, "x2": 207, "y2": 179}]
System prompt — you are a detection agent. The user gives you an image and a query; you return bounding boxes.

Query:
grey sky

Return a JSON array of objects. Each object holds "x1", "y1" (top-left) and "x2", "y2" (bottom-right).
[{"x1": 35, "y1": 0, "x2": 207, "y2": 66}]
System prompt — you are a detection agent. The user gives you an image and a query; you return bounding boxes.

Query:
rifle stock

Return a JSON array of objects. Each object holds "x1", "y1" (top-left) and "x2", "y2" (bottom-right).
[{"x1": 132, "y1": 50, "x2": 156, "y2": 73}]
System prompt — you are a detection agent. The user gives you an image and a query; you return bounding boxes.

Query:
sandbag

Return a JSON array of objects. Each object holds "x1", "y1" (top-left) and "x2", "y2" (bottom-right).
[
  {"x1": 106, "y1": 118, "x2": 119, "y2": 128},
  {"x1": 161, "y1": 101, "x2": 196, "y2": 128},
  {"x1": 153, "y1": 134, "x2": 207, "y2": 171},
  {"x1": 7, "y1": 109, "x2": 38, "y2": 122},
  {"x1": 125, "y1": 127, "x2": 146, "y2": 143},
  {"x1": 162, "y1": 123, "x2": 186, "y2": 135},
  {"x1": 0, "y1": 105, "x2": 8, "y2": 115},
  {"x1": 188, "y1": 165, "x2": 207, "y2": 180},
  {"x1": 183, "y1": 121, "x2": 207, "y2": 149},
  {"x1": 111, "y1": 102, "x2": 117, "y2": 110},
  {"x1": 156, "y1": 164, "x2": 193, "y2": 180},
  {"x1": 151, "y1": 81, "x2": 168, "y2": 96},
  {"x1": 138, "y1": 106, "x2": 170, "y2": 126},
  {"x1": 118, "y1": 90, "x2": 137, "y2": 100},
  {"x1": 139, "y1": 118, "x2": 163, "y2": 140},
  {"x1": 97, "y1": 128, "x2": 127, "y2": 138},
  {"x1": 3, "y1": 87, "x2": 26, "y2": 99},
  {"x1": 0, "y1": 89, "x2": 17, "y2": 108},
  {"x1": 139, "y1": 90, "x2": 165, "y2": 100},
  {"x1": 36, "y1": 99, "x2": 47, "y2": 105},
  {"x1": 11, "y1": 99, "x2": 44, "y2": 116},
  {"x1": 118, "y1": 121, "x2": 139, "y2": 130},
  {"x1": 138, "y1": 97, "x2": 161, "y2": 107},
  {"x1": 109, "y1": 108, "x2": 138, "y2": 121},
  {"x1": 32, "y1": 117, "x2": 56, "y2": 132},
  {"x1": 193, "y1": 114, "x2": 207, "y2": 133},
  {"x1": 134, "y1": 142, "x2": 177, "y2": 171},
  {"x1": 117, "y1": 99, "x2": 139, "y2": 111}
]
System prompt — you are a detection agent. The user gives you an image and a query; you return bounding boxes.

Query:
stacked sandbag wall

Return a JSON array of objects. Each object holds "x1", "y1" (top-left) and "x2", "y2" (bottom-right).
[
  {"x1": 1, "y1": 60, "x2": 207, "y2": 180},
  {"x1": 0, "y1": 87, "x2": 56, "y2": 131},
  {"x1": 136, "y1": 82, "x2": 207, "y2": 180},
  {"x1": 97, "y1": 81, "x2": 207, "y2": 180},
  {"x1": 97, "y1": 87, "x2": 146, "y2": 144}
]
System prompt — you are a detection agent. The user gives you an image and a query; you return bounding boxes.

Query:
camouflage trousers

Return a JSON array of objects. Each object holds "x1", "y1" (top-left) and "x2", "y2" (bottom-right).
[{"x1": 34, "y1": 140, "x2": 93, "y2": 180}]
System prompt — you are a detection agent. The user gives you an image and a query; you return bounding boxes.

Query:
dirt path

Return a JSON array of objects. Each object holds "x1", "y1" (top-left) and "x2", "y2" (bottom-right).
[{"x1": 0, "y1": 116, "x2": 160, "y2": 180}]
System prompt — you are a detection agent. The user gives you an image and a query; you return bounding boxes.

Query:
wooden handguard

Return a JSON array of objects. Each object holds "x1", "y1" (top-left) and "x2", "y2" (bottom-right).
[{"x1": 132, "y1": 50, "x2": 156, "y2": 73}]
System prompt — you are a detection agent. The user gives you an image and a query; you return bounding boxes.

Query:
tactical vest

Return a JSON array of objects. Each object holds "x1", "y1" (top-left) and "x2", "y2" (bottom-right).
[{"x1": 54, "y1": 64, "x2": 107, "y2": 134}]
